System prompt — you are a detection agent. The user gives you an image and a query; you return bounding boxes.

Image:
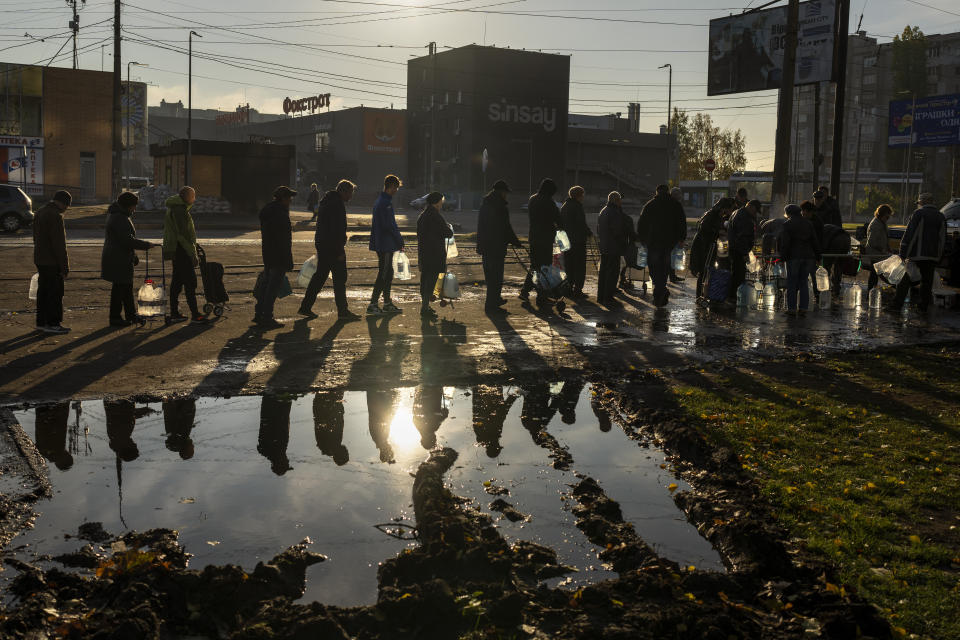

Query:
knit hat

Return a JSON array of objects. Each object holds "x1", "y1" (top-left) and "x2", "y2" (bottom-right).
[
  {"x1": 491, "y1": 179, "x2": 511, "y2": 192},
  {"x1": 117, "y1": 191, "x2": 139, "y2": 208},
  {"x1": 53, "y1": 190, "x2": 72, "y2": 207},
  {"x1": 784, "y1": 204, "x2": 801, "y2": 217}
]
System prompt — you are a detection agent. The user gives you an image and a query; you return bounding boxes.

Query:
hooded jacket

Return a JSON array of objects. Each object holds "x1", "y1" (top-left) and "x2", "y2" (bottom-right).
[
  {"x1": 900, "y1": 204, "x2": 946, "y2": 262},
  {"x1": 259, "y1": 199, "x2": 294, "y2": 271},
  {"x1": 162, "y1": 195, "x2": 198, "y2": 261},
  {"x1": 314, "y1": 190, "x2": 348, "y2": 258},
  {"x1": 417, "y1": 205, "x2": 454, "y2": 275},
  {"x1": 32, "y1": 201, "x2": 69, "y2": 272},
  {"x1": 476, "y1": 191, "x2": 519, "y2": 256},
  {"x1": 636, "y1": 193, "x2": 686, "y2": 251},
  {"x1": 778, "y1": 215, "x2": 820, "y2": 262},
  {"x1": 101, "y1": 202, "x2": 153, "y2": 283},
  {"x1": 369, "y1": 191, "x2": 403, "y2": 253}
]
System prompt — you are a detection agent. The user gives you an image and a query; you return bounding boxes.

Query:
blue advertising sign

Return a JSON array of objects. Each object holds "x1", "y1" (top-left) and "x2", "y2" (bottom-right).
[{"x1": 888, "y1": 93, "x2": 960, "y2": 148}]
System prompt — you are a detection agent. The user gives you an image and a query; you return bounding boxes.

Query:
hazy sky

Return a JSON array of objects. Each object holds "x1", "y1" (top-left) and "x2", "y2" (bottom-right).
[{"x1": 3, "y1": 0, "x2": 958, "y2": 169}]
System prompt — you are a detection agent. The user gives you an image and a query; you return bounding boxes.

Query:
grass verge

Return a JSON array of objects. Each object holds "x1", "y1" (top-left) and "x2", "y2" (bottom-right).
[{"x1": 669, "y1": 345, "x2": 959, "y2": 639}]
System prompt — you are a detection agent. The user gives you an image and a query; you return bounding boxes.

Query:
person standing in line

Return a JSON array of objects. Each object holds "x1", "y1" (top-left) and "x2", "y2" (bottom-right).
[
  {"x1": 416, "y1": 192, "x2": 454, "y2": 319},
  {"x1": 253, "y1": 186, "x2": 296, "y2": 328},
  {"x1": 734, "y1": 187, "x2": 749, "y2": 209},
  {"x1": 778, "y1": 203, "x2": 821, "y2": 314},
  {"x1": 560, "y1": 185, "x2": 591, "y2": 298},
  {"x1": 101, "y1": 191, "x2": 157, "y2": 327},
  {"x1": 162, "y1": 186, "x2": 205, "y2": 323},
  {"x1": 862, "y1": 204, "x2": 892, "y2": 290},
  {"x1": 597, "y1": 191, "x2": 633, "y2": 308},
  {"x1": 669, "y1": 187, "x2": 687, "y2": 283},
  {"x1": 887, "y1": 192, "x2": 946, "y2": 313},
  {"x1": 33, "y1": 190, "x2": 72, "y2": 334},
  {"x1": 726, "y1": 198, "x2": 760, "y2": 303},
  {"x1": 476, "y1": 180, "x2": 520, "y2": 314},
  {"x1": 368, "y1": 174, "x2": 404, "y2": 315},
  {"x1": 519, "y1": 178, "x2": 562, "y2": 306},
  {"x1": 299, "y1": 179, "x2": 360, "y2": 321},
  {"x1": 689, "y1": 197, "x2": 736, "y2": 300},
  {"x1": 814, "y1": 186, "x2": 842, "y2": 227},
  {"x1": 636, "y1": 184, "x2": 687, "y2": 307},
  {"x1": 306, "y1": 183, "x2": 321, "y2": 222}
]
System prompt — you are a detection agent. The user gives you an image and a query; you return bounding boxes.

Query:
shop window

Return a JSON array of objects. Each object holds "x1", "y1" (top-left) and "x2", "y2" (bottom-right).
[{"x1": 315, "y1": 131, "x2": 330, "y2": 152}]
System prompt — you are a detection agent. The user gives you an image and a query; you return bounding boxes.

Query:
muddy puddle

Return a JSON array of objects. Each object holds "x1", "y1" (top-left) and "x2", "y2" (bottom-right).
[{"x1": 8, "y1": 383, "x2": 722, "y2": 606}]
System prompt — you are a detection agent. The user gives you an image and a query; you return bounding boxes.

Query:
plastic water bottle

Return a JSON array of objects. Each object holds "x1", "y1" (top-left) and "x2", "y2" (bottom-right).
[
  {"x1": 138, "y1": 280, "x2": 165, "y2": 317},
  {"x1": 636, "y1": 244, "x2": 648, "y2": 268},
  {"x1": 754, "y1": 281, "x2": 763, "y2": 309},
  {"x1": 815, "y1": 266, "x2": 830, "y2": 292},
  {"x1": 762, "y1": 282, "x2": 777, "y2": 310},
  {"x1": 671, "y1": 246, "x2": 686, "y2": 271},
  {"x1": 818, "y1": 290, "x2": 831, "y2": 310},
  {"x1": 868, "y1": 287, "x2": 882, "y2": 309},
  {"x1": 28, "y1": 273, "x2": 39, "y2": 300},
  {"x1": 842, "y1": 284, "x2": 862, "y2": 309},
  {"x1": 554, "y1": 229, "x2": 571, "y2": 253},
  {"x1": 736, "y1": 282, "x2": 753, "y2": 308},
  {"x1": 297, "y1": 254, "x2": 318, "y2": 288},
  {"x1": 393, "y1": 251, "x2": 411, "y2": 280},
  {"x1": 888, "y1": 262, "x2": 907, "y2": 285}
]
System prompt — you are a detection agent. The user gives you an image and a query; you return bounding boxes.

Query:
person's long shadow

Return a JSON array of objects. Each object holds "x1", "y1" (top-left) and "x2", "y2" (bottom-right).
[
  {"x1": 486, "y1": 310, "x2": 553, "y2": 377},
  {"x1": 418, "y1": 316, "x2": 472, "y2": 385},
  {"x1": 265, "y1": 317, "x2": 348, "y2": 391},
  {"x1": 0, "y1": 326, "x2": 116, "y2": 390},
  {"x1": 192, "y1": 326, "x2": 273, "y2": 394}
]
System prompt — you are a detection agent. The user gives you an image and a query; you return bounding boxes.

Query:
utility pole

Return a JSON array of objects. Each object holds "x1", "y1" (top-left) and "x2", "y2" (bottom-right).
[
  {"x1": 187, "y1": 30, "x2": 202, "y2": 187},
  {"x1": 771, "y1": 0, "x2": 800, "y2": 215},
  {"x1": 812, "y1": 82, "x2": 821, "y2": 193},
  {"x1": 659, "y1": 63, "x2": 672, "y2": 185},
  {"x1": 901, "y1": 93, "x2": 917, "y2": 224},
  {"x1": 428, "y1": 41, "x2": 437, "y2": 190},
  {"x1": 67, "y1": 0, "x2": 85, "y2": 70},
  {"x1": 111, "y1": 0, "x2": 121, "y2": 199},
  {"x1": 829, "y1": 0, "x2": 850, "y2": 215},
  {"x1": 850, "y1": 106, "x2": 863, "y2": 217}
]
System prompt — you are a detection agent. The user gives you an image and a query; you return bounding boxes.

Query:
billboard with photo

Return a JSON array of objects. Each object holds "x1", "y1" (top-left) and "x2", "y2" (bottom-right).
[
  {"x1": 363, "y1": 111, "x2": 405, "y2": 155},
  {"x1": 708, "y1": 0, "x2": 836, "y2": 96},
  {"x1": 888, "y1": 93, "x2": 960, "y2": 148},
  {"x1": 121, "y1": 81, "x2": 148, "y2": 150},
  {"x1": 0, "y1": 136, "x2": 44, "y2": 186}
]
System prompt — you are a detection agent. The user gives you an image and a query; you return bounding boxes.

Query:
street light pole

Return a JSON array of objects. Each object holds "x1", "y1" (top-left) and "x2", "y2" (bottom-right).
[
  {"x1": 659, "y1": 63, "x2": 672, "y2": 184},
  {"x1": 125, "y1": 61, "x2": 146, "y2": 191},
  {"x1": 187, "y1": 30, "x2": 202, "y2": 187}
]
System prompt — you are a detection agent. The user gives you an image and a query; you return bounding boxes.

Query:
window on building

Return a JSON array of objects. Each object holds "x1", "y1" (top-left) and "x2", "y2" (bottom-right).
[
  {"x1": 315, "y1": 131, "x2": 330, "y2": 152},
  {"x1": 799, "y1": 113, "x2": 808, "y2": 123},
  {"x1": 863, "y1": 74, "x2": 876, "y2": 85},
  {"x1": 863, "y1": 56, "x2": 877, "y2": 67},
  {"x1": 457, "y1": 90, "x2": 463, "y2": 104}
]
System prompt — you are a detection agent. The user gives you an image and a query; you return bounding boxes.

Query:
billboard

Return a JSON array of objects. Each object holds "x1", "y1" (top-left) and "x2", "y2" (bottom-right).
[
  {"x1": 0, "y1": 136, "x2": 44, "y2": 186},
  {"x1": 121, "y1": 81, "x2": 148, "y2": 150},
  {"x1": 888, "y1": 93, "x2": 960, "y2": 148},
  {"x1": 363, "y1": 111, "x2": 405, "y2": 155},
  {"x1": 708, "y1": 0, "x2": 836, "y2": 96}
]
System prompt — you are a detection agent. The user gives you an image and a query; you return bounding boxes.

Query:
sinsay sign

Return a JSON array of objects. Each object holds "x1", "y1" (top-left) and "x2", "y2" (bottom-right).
[{"x1": 488, "y1": 99, "x2": 558, "y2": 133}]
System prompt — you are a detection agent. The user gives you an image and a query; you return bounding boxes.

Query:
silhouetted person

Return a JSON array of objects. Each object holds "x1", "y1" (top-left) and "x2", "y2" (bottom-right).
[
  {"x1": 552, "y1": 380, "x2": 585, "y2": 425},
  {"x1": 163, "y1": 397, "x2": 196, "y2": 460},
  {"x1": 726, "y1": 199, "x2": 760, "y2": 304},
  {"x1": 254, "y1": 186, "x2": 296, "y2": 328},
  {"x1": 471, "y1": 385, "x2": 517, "y2": 458},
  {"x1": 33, "y1": 190, "x2": 72, "y2": 334},
  {"x1": 300, "y1": 180, "x2": 360, "y2": 320},
  {"x1": 367, "y1": 174, "x2": 405, "y2": 315},
  {"x1": 476, "y1": 180, "x2": 521, "y2": 314},
  {"x1": 413, "y1": 385, "x2": 448, "y2": 450},
  {"x1": 416, "y1": 192, "x2": 454, "y2": 319},
  {"x1": 101, "y1": 191, "x2": 156, "y2": 327},
  {"x1": 690, "y1": 197, "x2": 736, "y2": 300},
  {"x1": 813, "y1": 186, "x2": 842, "y2": 227},
  {"x1": 163, "y1": 186, "x2": 205, "y2": 323},
  {"x1": 636, "y1": 184, "x2": 687, "y2": 307},
  {"x1": 889, "y1": 192, "x2": 947, "y2": 312},
  {"x1": 520, "y1": 383, "x2": 558, "y2": 437},
  {"x1": 105, "y1": 399, "x2": 139, "y2": 462},
  {"x1": 597, "y1": 191, "x2": 634, "y2": 307},
  {"x1": 258, "y1": 394, "x2": 292, "y2": 475},
  {"x1": 366, "y1": 389, "x2": 396, "y2": 463},
  {"x1": 35, "y1": 402, "x2": 72, "y2": 470},
  {"x1": 519, "y1": 178, "x2": 562, "y2": 306},
  {"x1": 560, "y1": 185, "x2": 591, "y2": 298},
  {"x1": 590, "y1": 387, "x2": 613, "y2": 432},
  {"x1": 313, "y1": 391, "x2": 348, "y2": 466}
]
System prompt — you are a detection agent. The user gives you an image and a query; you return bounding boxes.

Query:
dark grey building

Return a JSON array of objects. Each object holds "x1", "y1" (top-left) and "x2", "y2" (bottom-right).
[{"x1": 406, "y1": 45, "x2": 570, "y2": 206}]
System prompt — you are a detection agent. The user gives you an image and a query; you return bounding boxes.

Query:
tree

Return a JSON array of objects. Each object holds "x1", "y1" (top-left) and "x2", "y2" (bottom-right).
[
  {"x1": 673, "y1": 107, "x2": 747, "y2": 181},
  {"x1": 855, "y1": 185, "x2": 899, "y2": 218},
  {"x1": 891, "y1": 26, "x2": 927, "y2": 98}
]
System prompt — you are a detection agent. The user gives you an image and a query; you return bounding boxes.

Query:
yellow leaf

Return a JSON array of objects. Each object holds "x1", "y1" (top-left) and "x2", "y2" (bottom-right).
[
  {"x1": 909, "y1": 535, "x2": 922, "y2": 544},
  {"x1": 667, "y1": 483, "x2": 678, "y2": 492},
  {"x1": 684, "y1": 592, "x2": 696, "y2": 600},
  {"x1": 611, "y1": 599, "x2": 624, "y2": 607}
]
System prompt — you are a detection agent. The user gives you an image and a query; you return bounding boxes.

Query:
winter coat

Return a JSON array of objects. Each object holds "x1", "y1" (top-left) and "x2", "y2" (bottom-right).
[
  {"x1": 597, "y1": 203, "x2": 634, "y2": 257},
  {"x1": 727, "y1": 206, "x2": 757, "y2": 257},
  {"x1": 900, "y1": 204, "x2": 946, "y2": 262},
  {"x1": 162, "y1": 195, "x2": 198, "y2": 262},
  {"x1": 817, "y1": 197, "x2": 842, "y2": 227},
  {"x1": 559, "y1": 198, "x2": 591, "y2": 246},
  {"x1": 804, "y1": 212, "x2": 825, "y2": 247},
  {"x1": 862, "y1": 217, "x2": 890, "y2": 265},
  {"x1": 306, "y1": 189, "x2": 321, "y2": 210},
  {"x1": 777, "y1": 215, "x2": 820, "y2": 262},
  {"x1": 100, "y1": 203, "x2": 152, "y2": 284},
  {"x1": 369, "y1": 191, "x2": 403, "y2": 253},
  {"x1": 476, "y1": 192, "x2": 519, "y2": 256},
  {"x1": 33, "y1": 201, "x2": 69, "y2": 272},
  {"x1": 527, "y1": 192, "x2": 562, "y2": 253},
  {"x1": 259, "y1": 199, "x2": 293, "y2": 271},
  {"x1": 417, "y1": 205, "x2": 454, "y2": 275},
  {"x1": 688, "y1": 207, "x2": 725, "y2": 277},
  {"x1": 314, "y1": 190, "x2": 348, "y2": 259},
  {"x1": 636, "y1": 193, "x2": 686, "y2": 251},
  {"x1": 822, "y1": 224, "x2": 851, "y2": 255}
]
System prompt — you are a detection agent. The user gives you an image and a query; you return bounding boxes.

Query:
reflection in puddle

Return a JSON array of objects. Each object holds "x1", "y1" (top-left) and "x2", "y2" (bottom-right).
[{"x1": 11, "y1": 384, "x2": 723, "y2": 606}]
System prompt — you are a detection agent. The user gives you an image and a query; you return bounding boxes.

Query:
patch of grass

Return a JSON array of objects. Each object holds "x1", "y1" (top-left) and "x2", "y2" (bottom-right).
[{"x1": 670, "y1": 346, "x2": 960, "y2": 640}]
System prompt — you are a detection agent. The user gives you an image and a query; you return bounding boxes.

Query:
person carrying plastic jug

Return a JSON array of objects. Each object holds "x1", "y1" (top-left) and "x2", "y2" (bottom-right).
[
  {"x1": 597, "y1": 191, "x2": 634, "y2": 308},
  {"x1": 299, "y1": 180, "x2": 360, "y2": 321},
  {"x1": 101, "y1": 191, "x2": 158, "y2": 327},
  {"x1": 636, "y1": 184, "x2": 687, "y2": 307},
  {"x1": 726, "y1": 199, "x2": 761, "y2": 306},
  {"x1": 777, "y1": 204, "x2": 821, "y2": 314},
  {"x1": 32, "y1": 190, "x2": 72, "y2": 334},
  {"x1": 887, "y1": 192, "x2": 946, "y2": 313},
  {"x1": 476, "y1": 179, "x2": 521, "y2": 314},
  {"x1": 862, "y1": 204, "x2": 893, "y2": 291},
  {"x1": 162, "y1": 186, "x2": 206, "y2": 323},
  {"x1": 689, "y1": 197, "x2": 736, "y2": 300},
  {"x1": 416, "y1": 192, "x2": 453, "y2": 320},
  {"x1": 368, "y1": 174, "x2": 404, "y2": 315},
  {"x1": 253, "y1": 186, "x2": 296, "y2": 328},
  {"x1": 519, "y1": 178, "x2": 563, "y2": 307},
  {"x1": 560, "y1": 185, "x2": 591, "y2": 298}
]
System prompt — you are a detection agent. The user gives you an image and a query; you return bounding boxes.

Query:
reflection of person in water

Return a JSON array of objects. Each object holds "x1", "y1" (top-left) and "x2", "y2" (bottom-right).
[
  {"x1": 258, "y1": 394, "x2": 293, "y2": 475},
  {"x1": 552, "y1": 380, "x2": 584, "y2": 425},
  {"x1": 105, "y1": 399, "x2": 140, "y2": 462},
  {"x1": 520, "y1": 383, "x2": 558, "y2": 437},
  {"x1": 412, "y1": 385, "x2": 448, "y2": 450},
  {"x1": 313, "y1": 391, "x2": 348, "y2": 465},
  {"x1": 35, "y1": 402, "x2": 73, "y2": 470},
  {"x1": 472, "y1": 385, "x2": 517, "y2": 457},
  {"x1": 366, "y1": 389, "x2": 396, "y2": 463},
  {"x1": 162, "y1": 397, "x2": 196, "y2": 460},
  {"x1": 590, "y1": 385, "x2": 613, "y2": 432}
]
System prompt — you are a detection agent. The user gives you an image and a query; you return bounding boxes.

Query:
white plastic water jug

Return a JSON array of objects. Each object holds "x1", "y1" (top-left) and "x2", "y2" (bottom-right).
[
  {"x1": 441, "y1": 272, "x2": 460, "y2": 299},
  {"x1": 636, "y1": 244, "x2": 648, "y2": 268},
  {"x1": 445, "y1": 224, "x2": 459, "y2": 258},
  {"x1": 815, "y1": 266, "x2": 830, "y2": 291},
  {"x1": 818, "y1": 290, "x2": 831, "y2": 310},
  {"x1": 736, "y1": 282, "x2": 753, "y2": 307},
  {"x1": 772, "y1": 261, "x2": 786, "y2": 279},
  {"x1": 671, "y1": 246, "x2": 686, "y2": 271},
  {"x1": 554, "y1": 229, "x2": 571, "y2": 253},
  {"x1": 746, "y1": 251, "x2": 760, "y2": 273},
  {"x1": 762, "y1": 282, "x2": 777, "y2": 310},
  {"x1": 393, "y1": 251, "x2": 411, "y2": 280},
  {"x1": 137, "y1": 280, "x2": 165, "y2": 317},
  {"x1": 868, "y1": 286, "x2": 882, "y2": 309},
  {"x1": 716, "y1": 240, "x2": 728, "y2": 258},
  {"x1": 297, "y1": 254, "x2": 318, "y2": 288},
  {"x1": 842, "y1": 284, "x2": 862, "y2": 308},
  {"x1": 28, "y1": 272, "x2": 38, "y2": 300}
]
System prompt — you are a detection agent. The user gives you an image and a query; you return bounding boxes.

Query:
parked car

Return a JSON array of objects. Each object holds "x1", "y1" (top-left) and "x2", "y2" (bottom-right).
[
  {"x1": 0, "y1": 184, "x2": 34, "y2": 232},
  {"x1": 941, "y1": 197, "x2": 960, "y2": 221}
]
